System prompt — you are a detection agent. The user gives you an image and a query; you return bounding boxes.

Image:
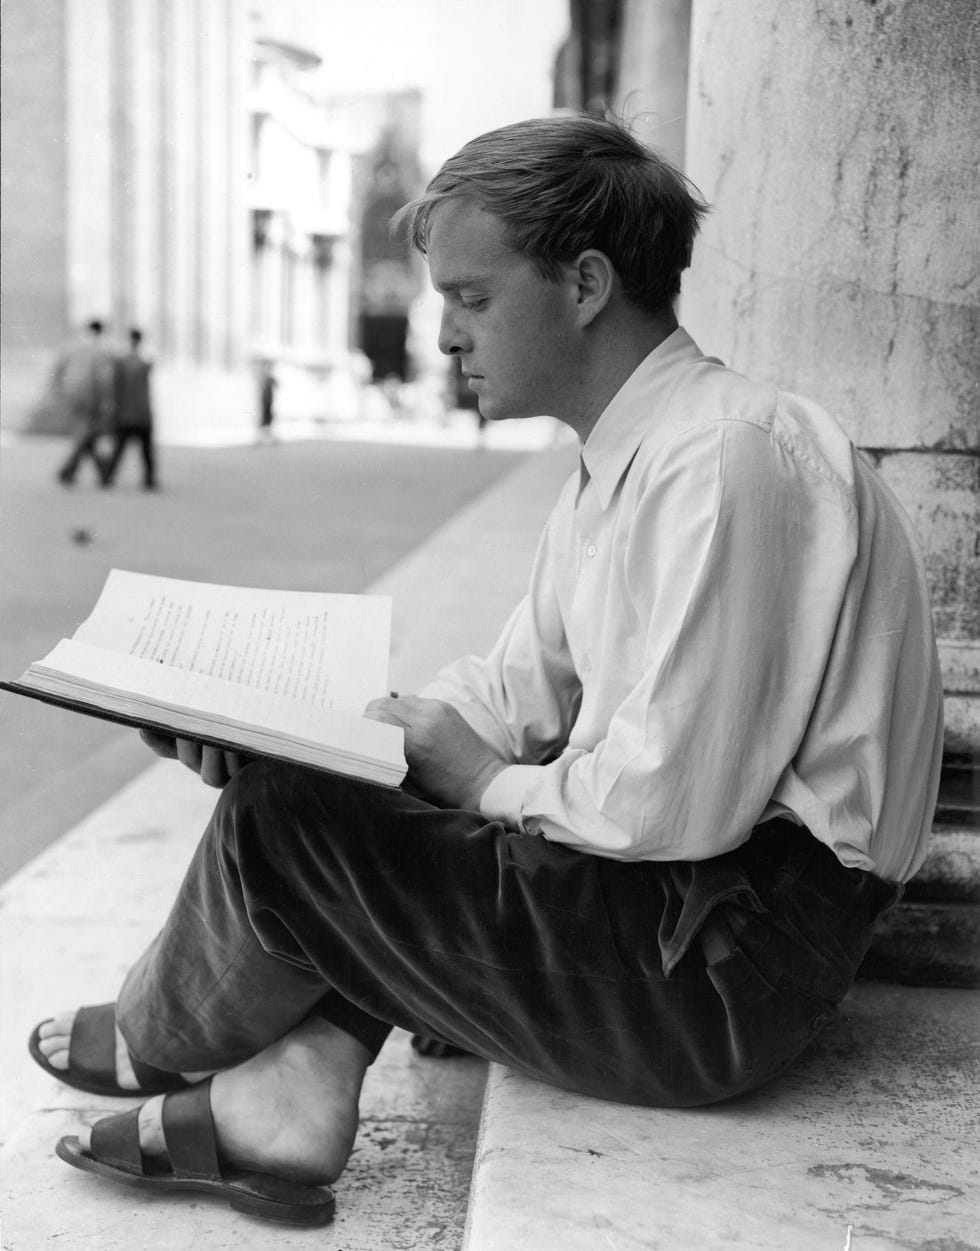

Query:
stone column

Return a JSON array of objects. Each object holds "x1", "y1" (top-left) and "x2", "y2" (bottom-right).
[
  {"x1": 126, "y1": 0, "x2": 166, "y2": 341},
  {"x1": 1, "y1": 0, "x2": 71, "y2": 428},
  {"x1": 681, "y1": 0, "x2": 980, "y2": 984},
  {"x1": 65, "y1": 0, "x2": 114, "y2": 325},
  {"x1": 613, "y1": 0, "x2": 691, "y2": 170}
]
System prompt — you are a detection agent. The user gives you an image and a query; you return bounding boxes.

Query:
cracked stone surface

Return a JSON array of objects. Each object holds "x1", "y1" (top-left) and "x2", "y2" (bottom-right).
[{"x1": 465, "y1": 983, "x2": 980, "y2": 1250}]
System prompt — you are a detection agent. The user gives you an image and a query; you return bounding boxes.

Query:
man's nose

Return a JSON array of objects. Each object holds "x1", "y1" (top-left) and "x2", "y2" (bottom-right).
[{"x1": 437, "y1": 306, "x2": 469, "y2": 357}]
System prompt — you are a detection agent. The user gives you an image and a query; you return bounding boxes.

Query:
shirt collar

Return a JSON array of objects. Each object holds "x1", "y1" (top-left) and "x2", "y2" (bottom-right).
[{"x1": 580, "y1": 327, "x2": 705, "y2": 510}]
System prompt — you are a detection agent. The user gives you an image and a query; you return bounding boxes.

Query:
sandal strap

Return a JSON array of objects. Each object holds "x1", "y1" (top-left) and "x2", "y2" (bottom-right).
[
  {"x1": 72, "y1": 1001, "x2": 186, "y2": 1093},
  {"x1": 70, "y1": 1004, "x2": 117, "y2": 1089},
  {"x1": 160, "y1": 1079, "x2": 222, "y2": 1180},
  {"x1": 90, "y1": 1107, "x2": 143, "y2": 1175}
]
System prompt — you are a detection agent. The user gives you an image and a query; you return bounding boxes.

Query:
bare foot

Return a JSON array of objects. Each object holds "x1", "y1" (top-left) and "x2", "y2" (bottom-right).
[
  {"x1": 78, "y1": 1016, "x2": 370, "y2": 1186},
  {"x1": 37, "y1": 1010, "x2": 141, "y2": 1089}
]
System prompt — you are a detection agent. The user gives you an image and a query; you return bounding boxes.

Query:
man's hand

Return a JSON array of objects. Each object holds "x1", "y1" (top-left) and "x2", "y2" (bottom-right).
[
  {"x1": 139, "y1": 729, "x2": 250, "y2": 789},
  {"x1": 364, "y1": 696, "x2": 507, "y2": 810}
]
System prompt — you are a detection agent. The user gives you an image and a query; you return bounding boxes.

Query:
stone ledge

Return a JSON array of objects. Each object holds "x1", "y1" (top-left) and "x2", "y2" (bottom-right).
[
  {"x1": 943, "y1": 694, "x2": 980, "y2": 752},
  {"x1": 463, "y1": 983, "x2": 980, "y2": 1251},
  {"x1": 861, "y1": 901, "x2": 980, "y2": 988},
  {"x1": 905, "y1": 825, "x2": 980, "y2": 902}
]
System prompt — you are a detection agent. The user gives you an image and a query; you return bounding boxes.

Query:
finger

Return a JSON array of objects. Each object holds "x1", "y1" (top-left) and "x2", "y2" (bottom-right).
[
  {"x1": 224, "y1": 750, "x2": 245, "y2": 779},
  {"x1": 364, "y1": 706, "x2": 410, "y2": 728},
  {"x1": 364, "y1": 694, "x2": 413, "y2": 722},
  {"x1": 365, "y1": 695, "x2": 402, "y2": 714},
  {"x1": 140, "y1": 728, "x2": 179, "y2": 758},
  {"x1": 199, "y1": 746, "x2": 231, "y2": 788},
  {"x1": 175, "y1": 738, "x2": 204, "y2": 774}
]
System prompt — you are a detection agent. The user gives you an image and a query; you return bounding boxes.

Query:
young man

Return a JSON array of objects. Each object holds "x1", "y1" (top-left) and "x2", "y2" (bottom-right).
[{"x1": 32, "y1": 115, "x2": 942, "y2": 1227}]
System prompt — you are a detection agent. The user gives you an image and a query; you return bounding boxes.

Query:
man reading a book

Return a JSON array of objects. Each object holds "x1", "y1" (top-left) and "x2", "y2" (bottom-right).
[{"x1": 33, "y1": 113, "x2": 943, "y2": 1228}]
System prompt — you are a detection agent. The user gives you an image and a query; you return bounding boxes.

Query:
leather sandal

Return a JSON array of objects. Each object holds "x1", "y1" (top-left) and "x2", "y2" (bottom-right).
[
  {"x1": 29, "y1": 1003, "x2": 190, "y2": 1098},
  {"x1": 56, "y1": 1078, "x2": 335, "y2": 1226}
]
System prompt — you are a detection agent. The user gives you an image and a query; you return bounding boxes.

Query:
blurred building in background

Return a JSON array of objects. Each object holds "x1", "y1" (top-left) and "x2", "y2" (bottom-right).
[
  {"x1": 249, "y1": 36, "x2": 352, "y2": 430},
  {"x1": 247, "y1": 40, "x2": 423, "y2": 428},
  {"x1": 2, "y1": 0, "x2": 253, "y2": 442},
  {"x1": 355, "y1": 121, "x2": 423, "y2": 386},
  {"x1": 1, "y1": 0, "x2": 426, "y2": 443}
]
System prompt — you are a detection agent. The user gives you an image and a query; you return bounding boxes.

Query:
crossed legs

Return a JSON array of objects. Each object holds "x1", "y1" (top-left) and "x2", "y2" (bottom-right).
[{"x1": 37, "y1": 757, "x2": 899, "y2": 1190}]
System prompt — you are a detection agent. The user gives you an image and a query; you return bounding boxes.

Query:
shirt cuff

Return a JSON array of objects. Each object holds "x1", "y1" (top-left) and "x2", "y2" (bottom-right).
[{"x1": 478, "y1": 765, "x2": 540, "y2": 833}]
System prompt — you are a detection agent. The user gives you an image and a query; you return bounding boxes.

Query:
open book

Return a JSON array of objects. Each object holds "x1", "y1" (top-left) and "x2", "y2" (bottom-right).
[{"x1": 1, "y1": 569, "x2": 407, "y2": 788}]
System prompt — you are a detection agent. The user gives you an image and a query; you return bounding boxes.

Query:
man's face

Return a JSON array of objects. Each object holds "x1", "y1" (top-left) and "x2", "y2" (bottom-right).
[{"x1": 426, "y1": 198, "x2": 579, "y2": 423}]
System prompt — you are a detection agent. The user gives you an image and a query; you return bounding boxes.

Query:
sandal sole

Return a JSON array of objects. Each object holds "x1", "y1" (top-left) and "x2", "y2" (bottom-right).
[{"x1": 56, "y1": 1136, "x2": 335, "y2": 1227}]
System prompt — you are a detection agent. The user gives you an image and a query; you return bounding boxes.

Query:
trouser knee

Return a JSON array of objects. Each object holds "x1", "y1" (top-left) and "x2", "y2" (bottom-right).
[
  {"x1": 206, "y1": 759, "x2": 303, "y2": 875},
  {"x1": 207, "y1": 758, "x2": 360, "y2": 887}
]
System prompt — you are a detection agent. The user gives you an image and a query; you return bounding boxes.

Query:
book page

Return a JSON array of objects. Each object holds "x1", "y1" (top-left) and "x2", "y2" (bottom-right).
[{"x1": 72, "y1": 569, "x2": 390, "y2": 713}]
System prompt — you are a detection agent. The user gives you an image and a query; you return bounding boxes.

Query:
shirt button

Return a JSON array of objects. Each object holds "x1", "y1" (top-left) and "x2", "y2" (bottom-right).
[{"x1": 586, "y1": 543, "x2": 597, "y2": 557}]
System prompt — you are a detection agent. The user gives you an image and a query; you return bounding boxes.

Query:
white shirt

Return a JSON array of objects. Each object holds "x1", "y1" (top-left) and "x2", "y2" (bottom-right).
[{"x1": 423, "y1": 329, "x2": 944, "y2": 883}]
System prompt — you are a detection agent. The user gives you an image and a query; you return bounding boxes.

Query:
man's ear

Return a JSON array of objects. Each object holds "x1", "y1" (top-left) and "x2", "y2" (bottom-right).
[{"x1": 569, "y1": 250, "x2": 616, "y2": 327}]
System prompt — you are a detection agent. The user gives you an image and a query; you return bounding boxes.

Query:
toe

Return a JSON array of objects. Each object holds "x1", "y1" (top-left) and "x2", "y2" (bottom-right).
[
  {"x1": 39, "y1": 1010, "x2": 77, "y2": 1039},
  {"x1": 37, "y1": 1011, "x2": 78, "y2": 1068},
  {"x1": 42, "y1": 1044, "x2": 71, "y2": 1071}
]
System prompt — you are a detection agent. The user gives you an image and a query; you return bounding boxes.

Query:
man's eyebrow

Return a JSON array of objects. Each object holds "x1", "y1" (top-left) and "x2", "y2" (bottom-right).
[{"x1": 433, "y1": 274, "x2": 488, "y2": 294}]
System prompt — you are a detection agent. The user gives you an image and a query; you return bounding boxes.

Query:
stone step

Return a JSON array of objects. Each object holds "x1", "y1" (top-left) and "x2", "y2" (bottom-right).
[
  {"x1": 905, "y1": 824, "x2": 980, "y2": 902},
  {"x1": 933, "y1": 747, "x2": 979, "y2": 827},
  {"x1": 462, "y1": 983, "x2": 980, "y2": 1251},
  {"x1": 943, "y1": 692, "x2": 980, "y2": 752},
  {"x1": 861, "y1": 899, "x2": 980, "y2": 987}
]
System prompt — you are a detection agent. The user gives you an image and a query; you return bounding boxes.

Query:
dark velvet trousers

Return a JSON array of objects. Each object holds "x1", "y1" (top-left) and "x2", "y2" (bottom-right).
[{"x1": 117, "y1": 759, "x2": 901, "y2": 1108}]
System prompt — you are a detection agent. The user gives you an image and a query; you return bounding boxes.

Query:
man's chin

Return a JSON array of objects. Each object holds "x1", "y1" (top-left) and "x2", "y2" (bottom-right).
[{"x1": 476, "y1": 398, "x2": 521, "y2": 423}]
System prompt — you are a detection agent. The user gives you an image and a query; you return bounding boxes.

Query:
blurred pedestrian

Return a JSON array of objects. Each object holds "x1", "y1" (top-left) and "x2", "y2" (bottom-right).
[
  {"x1": 102, "y1": 329, "x2": 158, "y2": 490},
  {"x1": 256, "y1": 361, "x2": 278, "y2": 444},
  {"x1": 54, "y1": 320, "x2": 115, "y2": 487}
]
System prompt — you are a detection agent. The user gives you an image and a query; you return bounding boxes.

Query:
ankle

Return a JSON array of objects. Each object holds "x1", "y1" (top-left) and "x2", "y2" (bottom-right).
[{"x1": 286, "y1": 1016, "x2": 373, "y2": 1095}]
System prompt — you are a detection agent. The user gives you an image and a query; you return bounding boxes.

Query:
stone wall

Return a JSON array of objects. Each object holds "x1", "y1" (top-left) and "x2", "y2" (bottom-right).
[{"x1": 680, "y1": 0, "x2": 979, "y2": 673}]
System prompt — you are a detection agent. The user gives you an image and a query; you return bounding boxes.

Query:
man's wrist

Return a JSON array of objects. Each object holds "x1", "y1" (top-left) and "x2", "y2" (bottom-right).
[
  {"x1": 478, "y1": 764, "x2": 538, "y2": 832},
  {"x1": 470, "y1": 757, "x2": 508, "y2": 813}
]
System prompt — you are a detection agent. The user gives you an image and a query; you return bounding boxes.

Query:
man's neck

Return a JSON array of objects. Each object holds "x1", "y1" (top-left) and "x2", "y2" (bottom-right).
[{"x1": 561, "y1": 312, "x2": 677, "y2": 443}]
